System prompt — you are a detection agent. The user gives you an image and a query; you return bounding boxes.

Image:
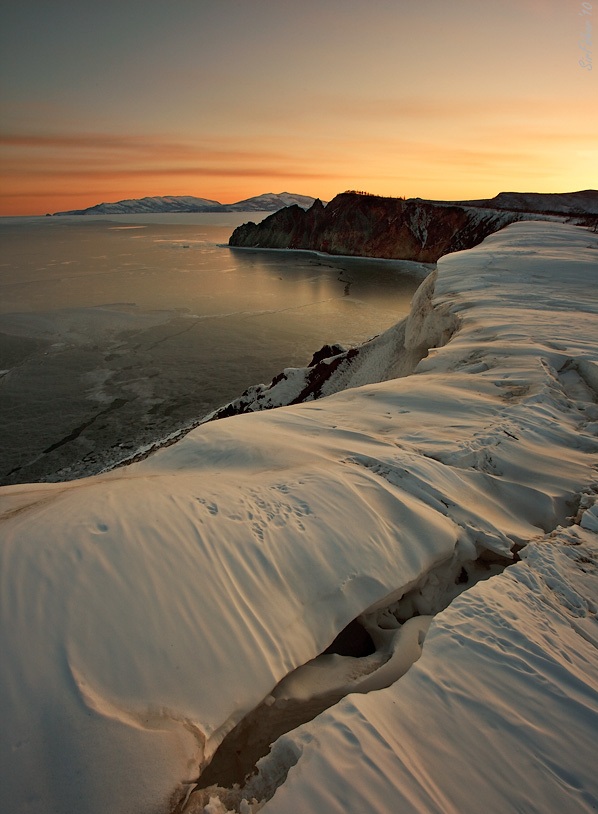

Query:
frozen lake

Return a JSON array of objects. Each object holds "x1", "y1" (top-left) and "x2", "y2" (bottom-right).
[{"x1": 0, "y1": 212, "x2": 428, "y2": 484}]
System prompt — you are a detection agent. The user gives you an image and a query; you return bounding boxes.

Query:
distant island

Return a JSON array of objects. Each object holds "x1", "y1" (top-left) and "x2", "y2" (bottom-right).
[
  {"x1": 51, "y1": 192, "x2": 321, "y2": 216},
  {"x1": 229, "y1": 189, "x2": 598, "y2": 264}
]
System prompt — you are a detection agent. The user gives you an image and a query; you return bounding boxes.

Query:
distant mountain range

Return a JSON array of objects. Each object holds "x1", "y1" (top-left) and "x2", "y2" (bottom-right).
[
  {"x1": 52, "y1": 192, "x2": 321, "y2": 216},
  {"x1": 53, "y1": 190, "x2": 598, "y2": 219}
]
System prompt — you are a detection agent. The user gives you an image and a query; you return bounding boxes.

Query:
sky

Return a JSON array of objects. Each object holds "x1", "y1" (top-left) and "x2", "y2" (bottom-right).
[{"x1": 0, "y1": 0, "x2": 596, "y2": 215}]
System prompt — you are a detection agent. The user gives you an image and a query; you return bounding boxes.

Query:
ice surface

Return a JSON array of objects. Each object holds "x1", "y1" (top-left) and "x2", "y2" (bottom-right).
[
  {"x1": 0, "y1": 217, "x2": 422, "y2": 485},
  {"x1": 0, "y1": 222, "x2": 597, "y2": 814}
]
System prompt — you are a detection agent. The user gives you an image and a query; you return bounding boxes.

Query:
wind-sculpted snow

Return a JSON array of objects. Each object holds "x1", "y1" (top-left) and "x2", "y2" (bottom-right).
[
  {"x1": 245, "y1": 519, "x2": 598, "y2": 814},
  {"x1": 0, "y1": 223, "x2": 597, "y2": 814}
]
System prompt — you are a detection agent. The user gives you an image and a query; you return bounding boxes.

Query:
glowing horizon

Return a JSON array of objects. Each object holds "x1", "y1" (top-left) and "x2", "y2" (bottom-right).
[{"x1": 1, "y1": 0, "x2": 595, "y2": 216}]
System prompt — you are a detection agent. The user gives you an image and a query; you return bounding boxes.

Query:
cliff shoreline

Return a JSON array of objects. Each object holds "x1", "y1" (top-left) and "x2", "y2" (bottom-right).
[
  {"x1": 225, "y1": 242, "x2": 433, "y2": 276},
  {"x1": 228, "y1": 190, "x2": 596, "y2": 263}
]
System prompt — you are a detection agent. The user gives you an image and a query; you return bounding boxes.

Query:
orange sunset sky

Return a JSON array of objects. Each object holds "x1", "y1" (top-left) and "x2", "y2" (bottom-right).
[{"x1": 0, "y1": 0, "x2": 596, "y2": 216}]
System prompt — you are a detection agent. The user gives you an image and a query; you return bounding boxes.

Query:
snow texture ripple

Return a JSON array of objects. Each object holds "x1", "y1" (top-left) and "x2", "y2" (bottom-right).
[{"x1": 0, "y1": 222, "x2": 597, "y2": 814}]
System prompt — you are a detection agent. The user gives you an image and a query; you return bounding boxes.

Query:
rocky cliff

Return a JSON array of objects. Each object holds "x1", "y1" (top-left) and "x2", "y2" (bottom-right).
[
  {"x1": 228, "y1": 192, "x2": 531, "y2": 263},
  {"x1": 229, "y1": 192, "x2": 573, "y2": 263}
]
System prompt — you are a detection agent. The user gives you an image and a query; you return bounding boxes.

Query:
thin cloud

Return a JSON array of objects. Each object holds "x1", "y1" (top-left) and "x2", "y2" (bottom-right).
[
  {"x1": 0, "y1": 132, "x2": 301, "y2": 165},
  {"x1": 318, "y1": 94, "x2": 593, "y2": 126},
  {"x1": 1, "y1": 165, "x2": 345, "y2": 181}
]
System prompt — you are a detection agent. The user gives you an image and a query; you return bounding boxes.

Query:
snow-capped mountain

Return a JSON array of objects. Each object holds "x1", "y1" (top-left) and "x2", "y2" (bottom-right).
[
  {"x1": 225, "y1": 192, "x2": 320, "y2": 211},
  {"x1": 53, "y1": 192, "x2": 321, "y2": 216},
  {"x1": 55, "y1": 195, "x2": 222, "y2": 215}
]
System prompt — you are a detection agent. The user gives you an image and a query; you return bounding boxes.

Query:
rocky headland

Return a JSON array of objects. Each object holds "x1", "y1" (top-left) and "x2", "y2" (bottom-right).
[{"x1": 229, "y1": 190, "x2": 597, "y2": 263}]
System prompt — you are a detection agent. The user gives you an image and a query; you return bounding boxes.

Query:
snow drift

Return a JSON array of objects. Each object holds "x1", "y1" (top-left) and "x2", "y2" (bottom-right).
[{"x1": 0, "y1": 222, "x2": 597, "y2": 814}]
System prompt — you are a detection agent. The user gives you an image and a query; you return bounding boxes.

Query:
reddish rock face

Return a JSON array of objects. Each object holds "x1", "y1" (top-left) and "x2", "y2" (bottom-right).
[{"x1": 229, "y1": 192, "x2": 523, "y2": 263}]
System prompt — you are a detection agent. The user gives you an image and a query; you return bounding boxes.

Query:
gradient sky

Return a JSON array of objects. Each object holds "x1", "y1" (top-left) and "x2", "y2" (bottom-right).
[{"x1": 1, "y1": 0, "x2": 596, "y2": 215}]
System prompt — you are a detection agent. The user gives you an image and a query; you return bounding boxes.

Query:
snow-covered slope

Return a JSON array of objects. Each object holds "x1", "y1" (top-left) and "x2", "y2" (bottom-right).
[
  {"x1": 55, "y1": 195, "x2": 223, "y2": 215},
  {"x1": 460, "y1": 189, "x2": 598, "y2": 215},
  {"x1": 0, "y1": 223, "x2": 597, "y2": 814},
  {"x1": 247, "y1": 515, "x2": 598, "y2": 814}
]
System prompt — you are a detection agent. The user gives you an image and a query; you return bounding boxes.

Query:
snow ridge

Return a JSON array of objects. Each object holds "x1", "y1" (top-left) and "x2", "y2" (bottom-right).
[{"x1": 0, "y1": 222, "x2": 597, "y2": 814}]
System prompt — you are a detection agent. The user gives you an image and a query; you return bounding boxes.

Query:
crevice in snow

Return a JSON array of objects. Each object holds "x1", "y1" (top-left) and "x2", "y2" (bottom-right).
[
  {"x1": 557, "y1": 358, "x2": 598, "y2": 406},
  {"x1": 177, "y1": 487, "x2": 598, "y2": 813},
  {"x1": 321, "y1": 617, "x2": 376, "y2": 657},
  {"x1": 177, "y1": 542, "x2": 516, "y2": 813}
]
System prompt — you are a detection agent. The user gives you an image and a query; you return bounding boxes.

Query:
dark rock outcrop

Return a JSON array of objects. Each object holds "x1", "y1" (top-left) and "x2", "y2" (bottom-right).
[
  {"x1": 308, "y1": 343, "x2": 347, "y2": 367},
  {"x1": 229, "y1": 192, "x2": 526, "y2": 263}
]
